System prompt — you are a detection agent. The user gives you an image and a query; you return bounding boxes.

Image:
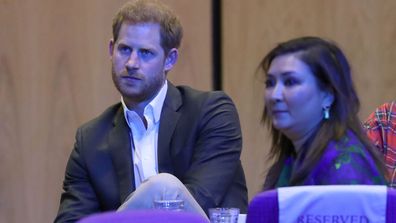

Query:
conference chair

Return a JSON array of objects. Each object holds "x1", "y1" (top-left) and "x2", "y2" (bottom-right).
[{"x1": 246, "y1": 185, "x2": 396, "y2": 223}]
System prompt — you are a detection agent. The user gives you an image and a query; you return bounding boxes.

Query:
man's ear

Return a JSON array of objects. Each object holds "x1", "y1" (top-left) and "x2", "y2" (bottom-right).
[
  {"x1": 109, "y1": 39, "x2": 115, "y2": 57},
  {"x1": 164, "y1": 48, "x2": 178, "y2": 72}
]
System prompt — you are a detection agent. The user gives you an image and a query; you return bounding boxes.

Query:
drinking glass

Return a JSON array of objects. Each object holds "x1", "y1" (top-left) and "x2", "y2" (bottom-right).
[
  {"x1": 153, "y1": 199, "x2": 184, "y2": 211},
  {"x1": 209, "y1": 208, "x2": 239, "y2": 223}
]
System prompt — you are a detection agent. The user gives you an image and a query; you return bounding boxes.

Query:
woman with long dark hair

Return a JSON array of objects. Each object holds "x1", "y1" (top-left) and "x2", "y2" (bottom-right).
[{"x1": 260, "y1": 36, "x2": 387, "y2": 190}]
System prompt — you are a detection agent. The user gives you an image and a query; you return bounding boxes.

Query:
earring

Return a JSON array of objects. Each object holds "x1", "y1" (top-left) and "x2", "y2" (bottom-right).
[{"x1": 323, "y1": 106, "x2": 330, "y2": 120}]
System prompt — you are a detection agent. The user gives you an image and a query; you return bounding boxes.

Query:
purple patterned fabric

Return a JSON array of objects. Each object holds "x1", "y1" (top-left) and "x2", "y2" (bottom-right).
[{"x1": 275, "y1": 130, "x2": 386, "y2": 187}]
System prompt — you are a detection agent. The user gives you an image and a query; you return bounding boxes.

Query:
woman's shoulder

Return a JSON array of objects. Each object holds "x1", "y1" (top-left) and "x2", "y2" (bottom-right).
[
  {"x1": 311, "y1": 130, "x2": 385, "y2": 185},
  {"x1": 323, "y1": 130, "x2": 366, "y2": 161}
]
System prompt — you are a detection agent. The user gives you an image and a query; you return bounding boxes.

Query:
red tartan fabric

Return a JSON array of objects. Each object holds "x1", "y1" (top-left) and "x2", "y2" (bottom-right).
[{"x1": 364, "y1": 101, "x2": 396, "y2": 188}]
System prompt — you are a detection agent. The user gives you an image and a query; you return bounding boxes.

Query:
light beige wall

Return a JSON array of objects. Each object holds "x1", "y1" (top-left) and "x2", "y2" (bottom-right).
[
  {"x1": 0, "y1": 1, "x2": 211, "y2": 222},
  {"x1": 222, "y1": 0, "x2": 396, "y2": 200},
  {"x1": 2, "y1": 1, "x2": 396, "y2": 222}
]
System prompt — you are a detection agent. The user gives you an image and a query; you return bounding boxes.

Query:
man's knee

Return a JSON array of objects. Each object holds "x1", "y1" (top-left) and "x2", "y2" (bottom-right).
[
  {"x1": 138, "y1": 173, "x2": 183, "y2": 193},
  {"x1": 149, "y1": 173, "x2": 184, "y2": 189}
]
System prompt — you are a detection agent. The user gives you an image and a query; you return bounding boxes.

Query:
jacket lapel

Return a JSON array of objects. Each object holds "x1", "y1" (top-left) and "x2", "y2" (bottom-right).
[
  {"x1": 158, "y1": 83, "x2": 182, "y2": 173},
  {"x1": 108, "y1": 107, "x2": 135, "y2": 203}
]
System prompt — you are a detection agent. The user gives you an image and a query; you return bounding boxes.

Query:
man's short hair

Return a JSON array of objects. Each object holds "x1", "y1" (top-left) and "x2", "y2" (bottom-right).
[{"x1": 112, "y1": 0, "x2": 183, "y2": 54}]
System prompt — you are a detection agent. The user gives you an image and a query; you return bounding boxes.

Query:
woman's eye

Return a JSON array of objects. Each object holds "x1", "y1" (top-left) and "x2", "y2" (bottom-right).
[
  {"x1": 284, "y1": 78, "x2": 299, "y2": 86},
  {"x1": 265, "y1": 79, "x2": 275, "y2": 88}
]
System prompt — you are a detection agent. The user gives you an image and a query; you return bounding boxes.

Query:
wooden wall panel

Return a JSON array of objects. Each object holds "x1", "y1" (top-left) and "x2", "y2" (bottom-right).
[
  {"x1": 222, "y1": 0, "x2": 396, "y2": 200},
  {"x1": 0, "y1": 0, "x2": 211, "y2": 222}
]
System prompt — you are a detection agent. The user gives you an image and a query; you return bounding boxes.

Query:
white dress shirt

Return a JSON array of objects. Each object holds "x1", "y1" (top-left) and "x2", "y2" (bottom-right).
[{"x1": 121, "y1": 81, "x2": 168, "y2": 188}]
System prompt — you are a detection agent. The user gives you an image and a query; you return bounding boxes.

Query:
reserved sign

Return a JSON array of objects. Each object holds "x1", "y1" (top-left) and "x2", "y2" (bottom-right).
[
  {"x1": 278, "y1": 185, "x2": 386, "y2": 223},
  {"x1": 297, "y1": 214, "x2": 369, "y2": 223}
]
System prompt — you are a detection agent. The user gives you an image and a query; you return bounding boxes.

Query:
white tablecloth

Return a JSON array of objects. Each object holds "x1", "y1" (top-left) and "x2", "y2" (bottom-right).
[{"x1": 238, "y1": 214, "x2": 246, "y2": 223}]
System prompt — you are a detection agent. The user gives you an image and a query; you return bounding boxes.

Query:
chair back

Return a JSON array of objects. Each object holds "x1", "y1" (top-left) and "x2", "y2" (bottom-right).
[
  {"x1": 77, "y1": 210, "x2": 209, "y2": 223},
  {"x1": 247, "y1": 185, "x2": 396, "y2": 223}
]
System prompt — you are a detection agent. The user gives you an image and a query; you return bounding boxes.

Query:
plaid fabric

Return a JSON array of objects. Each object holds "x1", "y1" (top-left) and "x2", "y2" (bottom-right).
[{"x1": 364, "y1": 101, "x2": 396, "y2": 188}]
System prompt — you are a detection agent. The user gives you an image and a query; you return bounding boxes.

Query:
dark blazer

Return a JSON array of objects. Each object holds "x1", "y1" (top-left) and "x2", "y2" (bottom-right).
[{"x1": 54, "y1": 83, "x2": 248, "y2": 223}]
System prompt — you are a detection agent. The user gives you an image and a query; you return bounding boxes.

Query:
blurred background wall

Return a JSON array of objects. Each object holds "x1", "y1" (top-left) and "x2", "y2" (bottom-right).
[{"x1": 1, "y1": 0, "x2": 395, "y2": 222}]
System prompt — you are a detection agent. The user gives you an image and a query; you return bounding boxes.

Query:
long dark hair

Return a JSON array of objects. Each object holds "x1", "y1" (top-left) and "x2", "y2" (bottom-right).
[{"x1": 260, "y1": 36, "x2": 386, "y2": 189}]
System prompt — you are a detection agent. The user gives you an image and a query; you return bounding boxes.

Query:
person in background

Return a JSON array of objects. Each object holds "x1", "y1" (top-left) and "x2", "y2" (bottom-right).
[
  {"x1": 54, "y1": 0, "x2": 247, "y2": 222},
  {"x1": 364, "y1": 101, "x2": 396, "y2": 188},
  {"x1": 259, "y1": 36, "x2": 387, "y2": 190}
]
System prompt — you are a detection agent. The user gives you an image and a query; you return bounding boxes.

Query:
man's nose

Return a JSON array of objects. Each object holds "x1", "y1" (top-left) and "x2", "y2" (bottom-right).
[{"x1": 126, "y1": 52, "x2": 140, "y2": 69}]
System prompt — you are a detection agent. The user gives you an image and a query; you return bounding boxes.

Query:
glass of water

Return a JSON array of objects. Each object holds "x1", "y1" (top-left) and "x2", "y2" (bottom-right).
[
  {"x1": 153, "y1": 199, "x2": 184, "y2": 211},
  {"x1": 209, "y1": 208, "x2": 239, "y2": 223}
]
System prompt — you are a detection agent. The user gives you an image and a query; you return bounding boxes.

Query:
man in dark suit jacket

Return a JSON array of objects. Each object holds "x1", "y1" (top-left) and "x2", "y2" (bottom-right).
[{"x1": 54, "y1": 0, "x2": 247, "y2": 222}]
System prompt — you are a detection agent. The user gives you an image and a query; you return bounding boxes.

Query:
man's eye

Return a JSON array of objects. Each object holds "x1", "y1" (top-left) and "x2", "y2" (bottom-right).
[
  {"x1": 118, "y1": 46, "x2": 131, "y2": 54},
  {"x1": 139, "y1": 49, "x2": 155, "y2": 60},
  {"x1": 140, "y1": 49, "x2": 153, "y2": 56}
]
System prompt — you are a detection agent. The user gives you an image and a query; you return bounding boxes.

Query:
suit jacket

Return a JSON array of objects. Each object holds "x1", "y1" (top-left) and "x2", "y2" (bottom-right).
[{"x1": 54, "y1": 83, "x2": 248, "y2": 222}]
